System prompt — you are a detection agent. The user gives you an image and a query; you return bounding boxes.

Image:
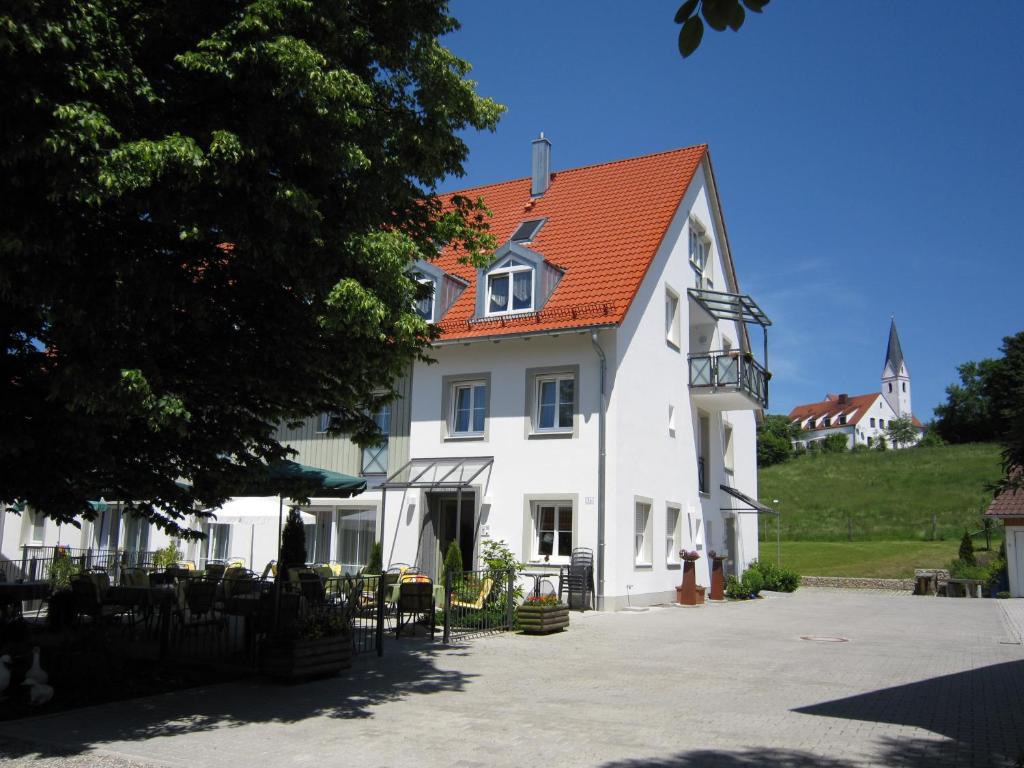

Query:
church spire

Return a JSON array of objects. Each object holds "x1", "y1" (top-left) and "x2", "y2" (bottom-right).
[{"x1": 884, "y1": 317, "x2": 906, "y2": 375}]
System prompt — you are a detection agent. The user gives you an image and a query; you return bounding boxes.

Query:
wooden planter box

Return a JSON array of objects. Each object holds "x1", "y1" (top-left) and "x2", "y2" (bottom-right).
[
  {"x1": 260, "y1": 634, "x2": 353, "y2": 682},
  {"x1": 517, "y1": 603, "x2": 570, "y2": 634}
]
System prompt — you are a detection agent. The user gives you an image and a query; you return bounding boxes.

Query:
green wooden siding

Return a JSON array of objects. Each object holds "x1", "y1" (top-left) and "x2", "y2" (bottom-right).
[{"x1": 274, "y1": 372, "x2": 412, "y2": 478}]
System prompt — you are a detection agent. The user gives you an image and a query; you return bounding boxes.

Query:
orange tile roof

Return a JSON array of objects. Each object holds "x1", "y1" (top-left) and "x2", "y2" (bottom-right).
[
  {"x1": 789, "y1": 393, "x2": 925, "y2": 431},
  {"x1": 432, "y1": 145, "x2": 708, "y2": 340},
  {"x1": 788, "y1": 393, "x2": 881, "y2": 429}
]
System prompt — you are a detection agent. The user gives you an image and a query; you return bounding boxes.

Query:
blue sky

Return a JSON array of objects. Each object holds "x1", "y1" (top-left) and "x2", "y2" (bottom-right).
[{"x1": 437, "y1": 2, "x2": 1024, "y2": 420}]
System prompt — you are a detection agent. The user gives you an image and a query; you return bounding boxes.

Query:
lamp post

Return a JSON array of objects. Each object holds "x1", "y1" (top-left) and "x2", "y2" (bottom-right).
[{"x1": 772, "y1": 499, "x2": 782, "y2": 566}]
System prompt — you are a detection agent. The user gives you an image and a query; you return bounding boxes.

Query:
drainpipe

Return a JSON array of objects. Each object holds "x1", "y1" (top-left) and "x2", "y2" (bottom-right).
[{"x1": 590, "y1": 331, "x2": 607, "y2": 610}]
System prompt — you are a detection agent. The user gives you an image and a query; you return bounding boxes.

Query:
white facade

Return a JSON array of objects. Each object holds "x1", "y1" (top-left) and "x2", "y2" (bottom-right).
[{"x1": 376, "y1": 159, "x2": 764, "y2": 609}]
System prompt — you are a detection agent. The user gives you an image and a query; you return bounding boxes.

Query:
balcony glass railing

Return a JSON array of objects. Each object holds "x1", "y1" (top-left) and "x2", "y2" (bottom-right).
[{"x1": 688, "y1": 349, "x2": 769, "y2": 408}]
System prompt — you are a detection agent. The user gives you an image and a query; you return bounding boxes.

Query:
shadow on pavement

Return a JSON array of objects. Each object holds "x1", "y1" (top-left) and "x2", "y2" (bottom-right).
[
  {"x1": 0, "y1": 640, "x2": 474, "y2": 758},
  {"x1": 600, "y1": 739, "x2": 1019, "y2": 768},
  {"x1": 794, "y1": 659, "x2": 1024, "y2": 767}
]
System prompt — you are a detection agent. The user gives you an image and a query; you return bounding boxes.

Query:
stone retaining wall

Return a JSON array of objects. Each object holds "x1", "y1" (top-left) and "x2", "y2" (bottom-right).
[{"x1": 800, "y1": 575, "x2": 915, "y2": 591}]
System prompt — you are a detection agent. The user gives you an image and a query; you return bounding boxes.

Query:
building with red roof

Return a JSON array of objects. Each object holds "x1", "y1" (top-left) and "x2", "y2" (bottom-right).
[
  {"x1": 787, "y1": 320, "x2": 924, "y2": 450},
  {"x1": 986, "y1": 473, "x2": 1024, "y2": 596}
]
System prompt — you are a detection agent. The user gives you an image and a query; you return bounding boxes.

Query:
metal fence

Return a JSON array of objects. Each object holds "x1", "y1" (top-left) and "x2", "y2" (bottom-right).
[
  {"x1": 2, "y1": 546, "x2": 159, "y2": 583},
  {"x1": 442, "y1": 567, "x2": 516, "y2": 642}
]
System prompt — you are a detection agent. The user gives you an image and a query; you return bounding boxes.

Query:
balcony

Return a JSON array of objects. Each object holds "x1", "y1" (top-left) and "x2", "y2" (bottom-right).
[{"x1": 689, "y1": 349, "x2": 769, "y2": 410}]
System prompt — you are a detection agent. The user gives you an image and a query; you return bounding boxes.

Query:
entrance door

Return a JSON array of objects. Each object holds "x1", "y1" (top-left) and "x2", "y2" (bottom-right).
[
  {"x1": 725, "y1": 517, "x2": 738, "y2": 577},
  {"x1": 422, "y1": 493, "x2": 475, "y2": 579}
]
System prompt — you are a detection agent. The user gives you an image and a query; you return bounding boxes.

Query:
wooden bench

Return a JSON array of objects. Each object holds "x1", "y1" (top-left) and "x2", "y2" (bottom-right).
[{"x1": 946, "y1": 578, "x2": 983, "y2": 598}]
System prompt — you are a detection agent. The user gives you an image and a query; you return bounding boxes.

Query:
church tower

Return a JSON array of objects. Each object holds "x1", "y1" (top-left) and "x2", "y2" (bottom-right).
[{"x1": 881, "y1": 318, "x2": 911, "y2": 418}]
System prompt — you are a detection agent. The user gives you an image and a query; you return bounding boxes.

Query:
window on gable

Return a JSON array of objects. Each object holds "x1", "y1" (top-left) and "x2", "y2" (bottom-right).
[
  {"x1": 870, "y1": 417, "x2": 875, "y2": 428},
  {"x1": 839, "y1": 414, "x2": 847, "y2": 425},
  {"x1": 823, "y1": 416, "x2": 832, "y2": 427},
  {"x1": 689, "y1": 221, "x2": 712, "y2": 289},
  {"x1": 450, "y1": 381, "x2": 487, "y2": 437},
  {"x1": 665, "y1": 286, "x2": 681, "y2": 348},
  {"x1": 807, "y1": 417, "x2": 816, "y2": 430},
  {"x1": 536, "y1": 374, "x2": 574, "y2": 432},
  {"x1": 487, "y1": 257, "x2": 533, "y2": 315},
  {"x1": 510, "y1": 219, "x2": 545, "y2": 243}
]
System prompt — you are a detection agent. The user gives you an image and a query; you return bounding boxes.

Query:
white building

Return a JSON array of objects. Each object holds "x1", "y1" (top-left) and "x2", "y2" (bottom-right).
[
  {"x1": 2, "y1": 139, "x2": 772, "y2": 610},
  {"x1": 788, "y1": 320, "x2": 923, "y2": 450}
]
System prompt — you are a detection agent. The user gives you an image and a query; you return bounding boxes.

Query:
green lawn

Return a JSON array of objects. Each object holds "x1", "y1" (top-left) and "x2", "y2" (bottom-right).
[
  {"x1": 757, "y1": 540, "x2": 1000, "y2": 579},
  {"x1": 758, "y1": 442, "x2": 1003, "y2": 542}
]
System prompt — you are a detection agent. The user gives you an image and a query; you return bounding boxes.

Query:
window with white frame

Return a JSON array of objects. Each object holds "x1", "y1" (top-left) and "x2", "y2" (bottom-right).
[
  {"x1": 535, "y1": 374, "x2": 574, "y2": 432},
  {"x1": 29, "y1": 510, "x2": 45, "y2": 544},
  {"x1": 413, "y1": 273, "x2": 435, "y2": 322},
  {"x1": 689, "y1": 220, "x2": 711, "y2": 289},
  {"x1": 450, "y1": 381, "x2": 487, "y2": 437},
  {"x1": 316, "y1": 412, "x2": 335, "y2": 433},
  {"x1": 533, "y1": 502, "x2": 573, "y2": 561},
  {"x1": 123, "y1": 515, "x2": 150, "y2": 553},
  {"x1": 665, "y1": 286, "x2": 681, "y2": 348},
  {"x1": 206, "y1": 523, "x2": 230, "y2": 563},
  {"x1": 634, "y1": 499, "x2": 653, "y2": 566},
  {"x1": 666, "y1": 504, "x2": 681, "y2": 564},
  {"x1": 669, "y1": 404, "x2": 677, "y2": 437},
  {"x1": 337, "y1": 509, "x2": 377, "y2": 575},
  {"x1": 361, "y1": 404, "x2": 391, "y2": 475},
  {"x1": 486, "y1": 256, "x2": 533, "y2": 315},
  {"x1": 723, "y1": 423, "x2": 735, "y2": 473}
]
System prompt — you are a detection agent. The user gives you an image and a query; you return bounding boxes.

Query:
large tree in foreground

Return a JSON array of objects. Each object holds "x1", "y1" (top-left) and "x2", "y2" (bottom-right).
[{"x1": 0, "y1": 0, "x2": 501, "y2": 535}]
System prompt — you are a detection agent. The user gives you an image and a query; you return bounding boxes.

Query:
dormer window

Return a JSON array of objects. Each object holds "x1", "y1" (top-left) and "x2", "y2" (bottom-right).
[
  {"x1": 410, "y1": 261, "x2": 466, "y2": 323},
  {"x1": 413, "y1": 273, "x2": 435, "y2": 322},
  {"x1": 510, "y1": 219, "x2": 545, "y2": 243},
  {"x1": 487, "y1": 257, "x2": 533, "y2": 315}
]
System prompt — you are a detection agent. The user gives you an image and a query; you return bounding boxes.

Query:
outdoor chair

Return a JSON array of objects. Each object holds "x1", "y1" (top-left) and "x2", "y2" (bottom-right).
[
  {"x1": 178, "y1": 579, "x2": 221, "y2": 638},
  {"x1": 122, "y1": 568, "x2": 150, "y2": 588},
  {"x1": 71, "y1": 576, "x2": 127, "y2": 627},
  {"x1": 222, "y1": 568, "x2": 258, "y2": 600},
  {"x1": 559, "y1": 547, "x2": 595, "y2": 611},
  {"x1": 451, "y1": 577, "x2": 493, "y2": 611},
  {"x1": 396, "y1": 581, "x2": 435, "y2": 639},
  {"x1": 204, "y1": 562, "x2": 227, "y2": 582},
  {"x1": 260, "y1": 561, "x2": 276, "y2": 582}
]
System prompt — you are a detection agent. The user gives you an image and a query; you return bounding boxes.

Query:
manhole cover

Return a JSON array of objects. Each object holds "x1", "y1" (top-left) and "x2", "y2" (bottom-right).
[{"x1": 800, "y1": 635, "x2": 849, "y2": 643}]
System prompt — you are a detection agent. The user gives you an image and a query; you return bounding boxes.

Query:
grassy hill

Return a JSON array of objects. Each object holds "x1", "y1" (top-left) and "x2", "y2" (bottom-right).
[{"x1": 758, "y1": 442, "x2": 1004, "y2": 542}]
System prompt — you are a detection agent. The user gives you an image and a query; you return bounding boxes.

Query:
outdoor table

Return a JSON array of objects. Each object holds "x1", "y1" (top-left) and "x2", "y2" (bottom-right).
[
  {"x1": 947, "y1": 578, "x2": 983, "y2": 598},
  {"x1": 0, "y1": 581, "x2": 52, "y2": 619},
  {"x1": 521, "y1": 571, "x2": 558, "y2": 598},
  {"x1": 386, "y1": 582, "x2": 445, "y2": 607}
]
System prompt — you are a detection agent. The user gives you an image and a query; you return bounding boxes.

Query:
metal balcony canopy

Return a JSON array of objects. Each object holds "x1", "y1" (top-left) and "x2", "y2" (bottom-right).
[
  {"x1": 380, "y1": 456, "x2": 494, "y2": 489},
  {"x1": 688, "y1": 288, "x2": 771, "y2": 327},
  {"x1": 720, "y1": 484, "x2": 778, "y2": 516}
]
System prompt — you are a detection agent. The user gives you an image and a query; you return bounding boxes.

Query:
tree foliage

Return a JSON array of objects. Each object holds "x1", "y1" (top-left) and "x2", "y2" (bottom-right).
[
  {"x1": 0, "y1": 1, "x2": 502, "y2": 534},
  {"x1": 674, "y1": 0, "x2": 769, "y2": 58},
  {"x1": 933, "y1": 331, "x2": 1024, "y2": 494},
  {"x1": 757, "y1": 414, "x2": 795, "y2": 467},
  {"x1": 933, "y1": 360, "x2": 998, "y2": 444},
  {"x1": 885, "y1": 416, "x2": 918, "y2": 449},
  {"x1": 821, "y1": 433, "x2": 849, "y2": 453},
  {"x1": 279, "y1": 508, "x2": 307, "y2": 576}
]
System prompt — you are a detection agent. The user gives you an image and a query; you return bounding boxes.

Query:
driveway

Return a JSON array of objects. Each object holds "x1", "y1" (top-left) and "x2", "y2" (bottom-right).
[{"x1": 1, "y1": 589, "x2": 1022, "y2": 768}]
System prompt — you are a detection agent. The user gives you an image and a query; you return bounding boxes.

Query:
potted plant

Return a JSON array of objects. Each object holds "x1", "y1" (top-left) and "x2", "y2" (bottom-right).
[
  {"x1": 46, "y1": 546, "x2": 80, "y2": 630},
  {"x1": 260, "y1": 607, "x2": 353, "y2": 682},
  {"x1": 676, "y1": 550, "x2": 704, "y2": 606},
  {"x1": 517, "y1": 594, "x2": 569, "y2": 634},
  {"x1": 708, "y1": 550, "x2": 727, "y2": 601}
]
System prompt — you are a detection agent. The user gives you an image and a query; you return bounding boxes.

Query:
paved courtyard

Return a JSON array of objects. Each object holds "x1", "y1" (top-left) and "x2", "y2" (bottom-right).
[{"x1": 1, "y1": 588, "x2": 1022, "y2": 767}]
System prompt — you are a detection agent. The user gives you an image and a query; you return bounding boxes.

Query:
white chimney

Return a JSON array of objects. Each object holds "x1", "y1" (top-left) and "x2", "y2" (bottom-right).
[{"x1": 531, "y1": 132, "x2": 551, "y2": 197}]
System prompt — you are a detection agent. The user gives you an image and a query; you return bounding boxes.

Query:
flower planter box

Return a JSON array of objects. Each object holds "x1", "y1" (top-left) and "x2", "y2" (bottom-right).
[
  {"x1": 517, "y1": 604, "x2": 570, "y2": 634},
  {"x1": 260, "y1": 635, "x2": 353, "y2": 682}
]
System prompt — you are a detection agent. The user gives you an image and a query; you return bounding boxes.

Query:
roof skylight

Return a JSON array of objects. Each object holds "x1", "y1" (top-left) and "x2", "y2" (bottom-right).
[{"x1": 510, "y1": 218, "x2": 545, "y2": 243}]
